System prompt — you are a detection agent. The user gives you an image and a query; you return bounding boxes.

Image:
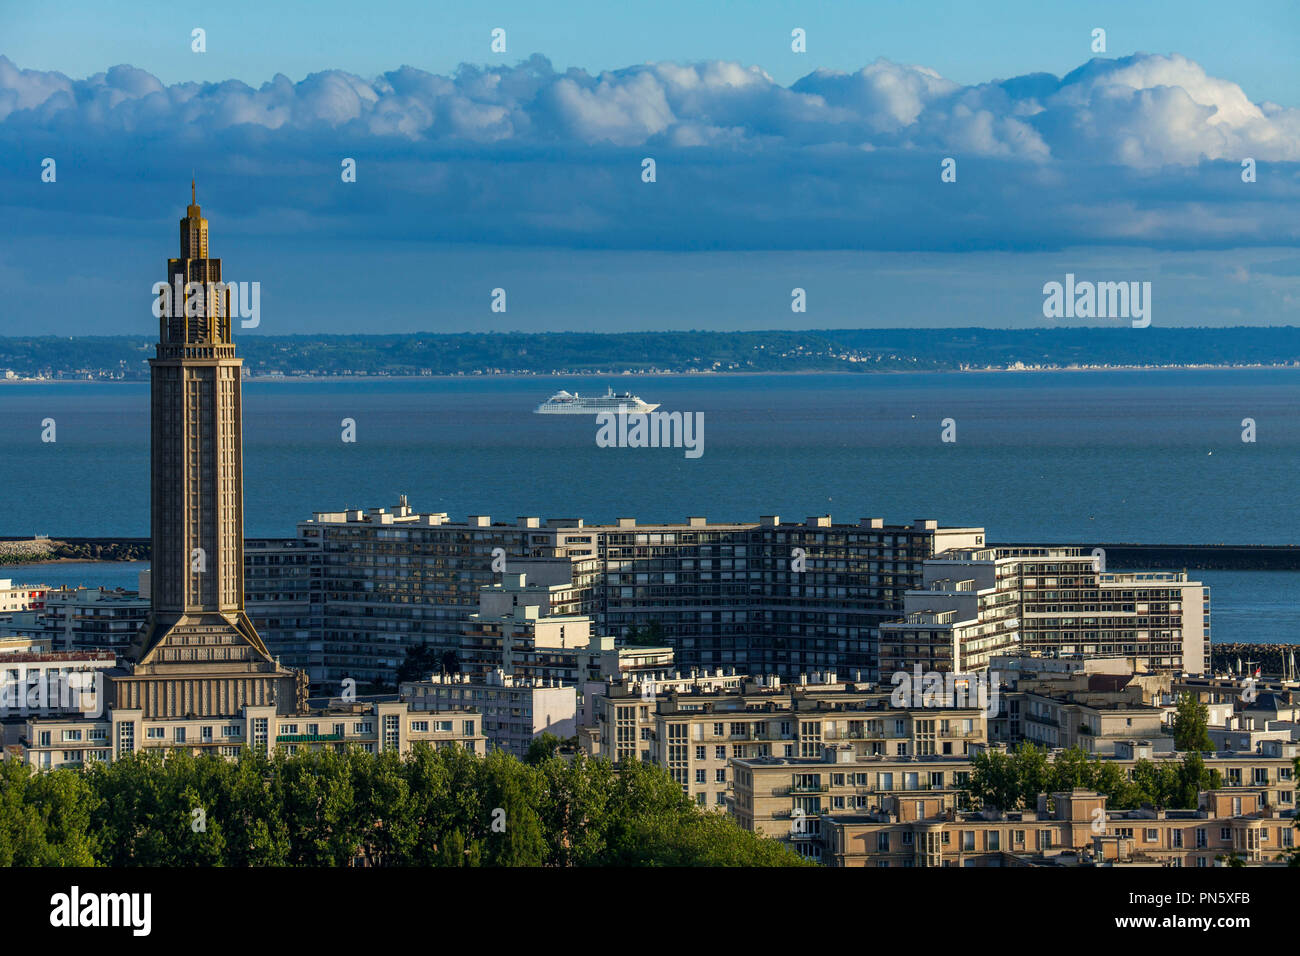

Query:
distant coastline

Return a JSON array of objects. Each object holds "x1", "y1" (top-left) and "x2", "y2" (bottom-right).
[
  {"x1": 5, "y1": 327, "x2": 1300, "y2": 382},
  {"x1": 2, "y1": 362, "x2": 1298, "y2": 386}
]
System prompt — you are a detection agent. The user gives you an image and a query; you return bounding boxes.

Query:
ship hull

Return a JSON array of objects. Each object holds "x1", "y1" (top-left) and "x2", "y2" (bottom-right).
[{"x1": 535, "y1": 403, "x2": 661, "y2": 414}]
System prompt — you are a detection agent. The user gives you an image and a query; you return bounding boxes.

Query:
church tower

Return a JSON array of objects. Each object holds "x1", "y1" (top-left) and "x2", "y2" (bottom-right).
[{"x1": 117, "y1": 184, "x2": 302, "y2": 718}]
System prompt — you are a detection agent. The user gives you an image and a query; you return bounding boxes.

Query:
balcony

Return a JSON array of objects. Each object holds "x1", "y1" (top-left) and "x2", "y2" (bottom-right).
[{"x1": 788, "y1": 783, "x2": 829, "y2": 794}]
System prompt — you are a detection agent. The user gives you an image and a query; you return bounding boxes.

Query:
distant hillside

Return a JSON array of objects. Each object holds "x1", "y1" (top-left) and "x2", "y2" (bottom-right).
[{"x1": 3, "y1": 328, "x2": 1300, "y2": 381}]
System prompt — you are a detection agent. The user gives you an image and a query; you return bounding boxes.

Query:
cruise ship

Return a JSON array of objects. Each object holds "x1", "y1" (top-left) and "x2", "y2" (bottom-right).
[{"x1": 534, "y1": 387, "x2": 660, "y2": 414}]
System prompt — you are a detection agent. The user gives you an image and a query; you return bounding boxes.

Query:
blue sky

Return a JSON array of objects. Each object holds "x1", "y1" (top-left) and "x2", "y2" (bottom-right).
[{"x1": 1, "y1": 0, "x2": 1298, "y2": 334}]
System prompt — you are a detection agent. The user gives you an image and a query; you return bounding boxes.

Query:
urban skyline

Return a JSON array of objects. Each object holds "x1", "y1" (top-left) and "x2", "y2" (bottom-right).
[{"x1": 0, "y1": 2, "x2": 1295, "y2": 934}]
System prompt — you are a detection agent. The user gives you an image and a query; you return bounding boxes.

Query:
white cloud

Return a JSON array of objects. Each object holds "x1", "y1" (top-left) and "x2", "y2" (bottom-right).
[{"x1": 2, "y1": 51, "x2": 1295, "y2": 164}]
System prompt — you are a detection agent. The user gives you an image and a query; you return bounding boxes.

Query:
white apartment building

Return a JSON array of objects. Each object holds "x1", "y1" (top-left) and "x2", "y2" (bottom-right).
[
  {"x1": 401, "y1": 669, "x2": 577, "y2": 758},
  {"x1": 15, "y1": 699, "x2": 486, "y2": 770}
]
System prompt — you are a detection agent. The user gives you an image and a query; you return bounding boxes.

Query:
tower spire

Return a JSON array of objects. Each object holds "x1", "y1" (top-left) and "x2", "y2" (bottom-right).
[{"x1": 191, "y1": 176, "x2": 196, "y2": 205}]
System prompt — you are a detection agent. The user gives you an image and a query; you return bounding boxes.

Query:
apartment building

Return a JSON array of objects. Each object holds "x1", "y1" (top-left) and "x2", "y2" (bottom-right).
[
  {"x1": 998, "y1": 547, "x2": 1208, "y2": 673},
  {"x1": 0, "y1": 649, "x2": 118, "y2": 750},
  {"x1": 400, "y1": 669, "x2": 577, "y2": 758},
  {"x1": 244, "y1": 537, "x2": 323, "y2": 680},
  {"x1": 732, "y1": 740, "x2": 1298, "y2": 860},
  {"x1": 821, "y1": 788, "x2": 1295, "y2": 867},
  {"x1": 460, "y1": 573, "x2": 610, "y2": 685},
  {"x1": 15, "y1": 698, "x2": 486, "y2": 770},
  {"x1": 879, "y1": 551, "x2": 1022, "y2": 672},
  {"x1": 1018, "y1": 673, "x2": 1171, "y2": 755},
  {"x1": 246, "y1": 501, "x2": 987, "y2": 685},
  {"x1": 0, "y1": 579, "x2": 47, "y2": 614},
  {"x1": 592, "y1": 515, "x2": 986, "y2": 679},
  {"x1": 0, "y1": 585, "x2": 149, "y2": 652},
  {"x1": 879, "y1": 608, "x2": 1015, "y2": 675},
  {"x1": 905, "y1": 548, "x2": 1208, "y2": 675},
  {"x1": 248, "y1": 503, "x2": 601, "y2": 687},
  {"x1": 593, "y1": 674, "x2": 987, "y2": 810}
]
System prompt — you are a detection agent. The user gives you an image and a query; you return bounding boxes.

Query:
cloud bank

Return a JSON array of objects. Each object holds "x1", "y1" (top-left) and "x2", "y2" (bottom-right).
[{"x1": 0, "y1": 51, "x2": 1297, "y2": 252}]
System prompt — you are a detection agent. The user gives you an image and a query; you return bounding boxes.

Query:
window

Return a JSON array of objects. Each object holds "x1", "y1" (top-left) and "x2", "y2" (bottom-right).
[
  {"x1": 715, "y1": 746, "x2": 726, "y2": 760},
  {"x1": 1145, "y1": 828, "x2": 1159, "y2": 842},
  {"x1": 695, "y1": 769, "x2": 705, "y2": 784},
  {"x1": 174, "y1": 727, "x2": 186, "y2": 743},
  {"x1": 715, "y1": 769, "x2": 726, "y2": 783},
  {"x1": 877, "y1": 833, "x2": 890, "y2": 852},
  {"x1": 987, "y1": 831, "x2": 1000, "y2": 850},
  {"x1": 38, "y1": 731, "x2": 51, "y2": 747},
  {"x1": 117, "y1": 722, "x2": 134, "y2": 756},
  {"x1": 411, "y1": 721, "x2": 428, "y2": 733},
  {"x1": 435, "y1": 720, "x2": 452, "y2": 732},
  {"x1": 1220, "y1": 827, "x2": 1231, "y2": 841},
  {"x1": 696, "y1": 746, "x2": 706, "y2": 761},
  {"x1": 354, "y1": 722, "x2": 373, "y2": 734},
  {"x1": 962, "y1": 831, "x2": 975, "y2": 851},
  {"x1": 146, "y1": 727, "x2": 165, "y2": 740}
]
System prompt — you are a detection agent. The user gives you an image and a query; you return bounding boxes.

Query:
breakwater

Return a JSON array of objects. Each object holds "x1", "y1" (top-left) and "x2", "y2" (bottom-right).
[
  {"x1": 6, "y1": 538, "x2": 1300, "y2": 570},
  {"x1": 991, "y1": 543, "x2": 1300, "y2": 571}
]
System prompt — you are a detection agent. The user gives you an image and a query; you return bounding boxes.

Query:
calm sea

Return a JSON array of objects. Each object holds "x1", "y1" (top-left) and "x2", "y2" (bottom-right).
[{"x1": 2, "y1": 368, "x2": 1298, "y2": 643}]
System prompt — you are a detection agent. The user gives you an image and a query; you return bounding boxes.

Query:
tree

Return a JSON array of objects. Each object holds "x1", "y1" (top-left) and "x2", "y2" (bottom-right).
[
  {"x1": 478, "y1": 750, "x2": 548, "y2": 866},
  {"x1": 525, "y1": 733, "x2": 561, "y2": 765},
  {"x1": 395, "y1": 643, "x2": 443, "y2": 685},
  {"x1": 624, "y1": 620, "x2": 667, "y2": 647},
  {"x1": 970, "y1": 749, "x2": 1022, "y2": 810},
  {"x1": 0, "y1": 759, "x2": 99, "y2": 865},
  {"x1": 15, "y1": 741, "x2": 807, "y2": 867},
  {"x1": 1171, "y1": 694, "x2": 1214, "y2": 753},
  {"x1": 1174, "y1": 752, "x2": 1221, "y2": 809}
]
